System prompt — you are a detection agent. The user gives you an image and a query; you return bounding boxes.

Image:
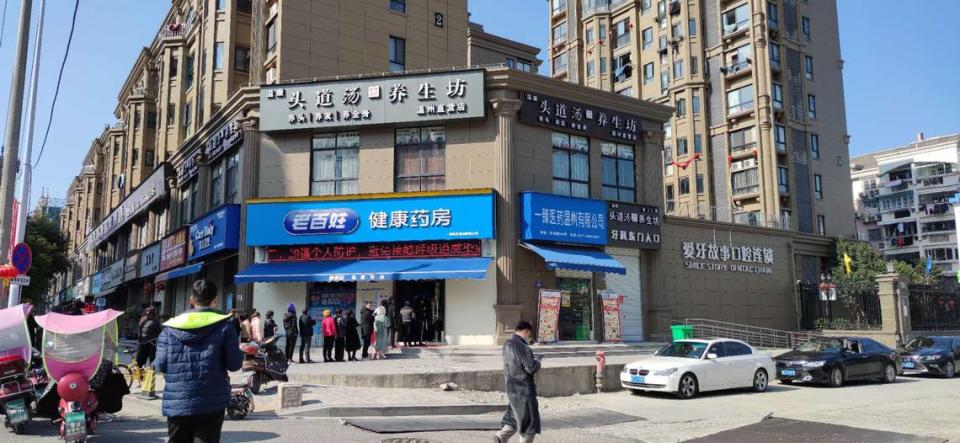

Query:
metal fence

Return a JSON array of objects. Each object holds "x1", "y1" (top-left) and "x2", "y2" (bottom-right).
[
  {"x1": 798, "y1": 282, "x2": 882, "y2": 330},
  {"x1": 908, "y1": 282, "x2": 960, "y2": 331},
  {"x1": 665, "y1": 202, "x2": 790, "y2": 231},
  {"x1": 674, "y1": 318, "x2": 821, "y2": 349}
]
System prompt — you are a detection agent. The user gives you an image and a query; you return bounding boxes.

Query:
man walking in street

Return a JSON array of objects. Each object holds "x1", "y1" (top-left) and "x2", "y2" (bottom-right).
[
  {"x1": 399, "y1": 300, "x2": 416, "y2": 347},
  {"x1": 154, "y1": 279, "x2": 242, "y2": 443},
  {"x1": 495, "y1": 321, "x2": 542, "y2": 443},
  {"x1": 360, "y1": 301, "x2": 375, "y2": 359},
  {"x1": 136, "y1": 307, "x2": 160, "y2": 368},
  {"x1": 299, "y1": 307, "x2": 317, "y2": 363}
]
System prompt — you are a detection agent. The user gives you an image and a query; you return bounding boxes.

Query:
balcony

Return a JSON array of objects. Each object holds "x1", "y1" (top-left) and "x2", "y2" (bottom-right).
[
  {"x1": 733, "y1": 185, "x2": 760, "y2": 198},
  {"x1": 722, "y1": 19, "x2": 750, "y2": 38},
  {"x1": 611, "y1": 0, "x2": 633, "y2": 12},
  {"x1": 721, "y1": 59, "x2": 752, "y2": 79},
  {"x1": 727, "y1": 101, "x2": 755, "y2": 119},
  {"x1": 581, "y1": 0, "x2": 610, "y2": 17},
  {"x1": 160, "y1": 22, "x2": 192, "y2": 40},
  {"x1": 729, "y1": 141, "x2": 757, "y2": 158}
]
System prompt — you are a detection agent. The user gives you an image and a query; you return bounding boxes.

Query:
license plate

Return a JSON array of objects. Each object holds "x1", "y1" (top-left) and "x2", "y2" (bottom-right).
[
  {"x1": 5, "y1": 398, "x2": 27, "y2": 424},
  {"x1": 630, "y1": 375, "x2": 645, "y2": 384},
  {"x1": 64, "y1": 411, "x2": 86, "y2": 440},
  {"x1": 902, "y1": 361, "x2": 916, "y2": 369},
  {"x1": 781, "y1": 369, "x2": 796, "y2": 377}
]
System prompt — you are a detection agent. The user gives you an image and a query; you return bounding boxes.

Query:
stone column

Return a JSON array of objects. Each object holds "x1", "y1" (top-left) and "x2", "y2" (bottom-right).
[
  {"x1": 490, "y1": 98, "x2": 522, "y2": 343},
  {"x1": 876, "y1": 272, "x2": 910, "y2": 347},
  {"x1": 235, "y1": 117, "x2": 261, "y2": 313}
]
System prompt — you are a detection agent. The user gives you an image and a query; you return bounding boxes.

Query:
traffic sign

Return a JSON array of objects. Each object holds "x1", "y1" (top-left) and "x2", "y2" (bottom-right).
[
  {"x1": 10, "y1": 275, "x2": 29, "y2": 286},
  {"x1": 11, "y1": 243, "x2": 31, "y2": 275}
]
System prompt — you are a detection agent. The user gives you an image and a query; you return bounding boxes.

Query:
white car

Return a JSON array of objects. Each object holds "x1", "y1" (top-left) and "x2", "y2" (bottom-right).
[{"x1": 620, "y1": 339, "x2": 776, "y2": 399}]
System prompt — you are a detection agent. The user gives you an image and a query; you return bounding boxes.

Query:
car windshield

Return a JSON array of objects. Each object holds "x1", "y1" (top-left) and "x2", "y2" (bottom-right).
[
  {"x1": 904, "y1": 337, "x2": 952, "y2": 351},
  {"x1": 656, "y1": 341, "x2": 708, "y2": 359},
  {"x1": 795, "y1": 339, "x2": 843, "y2": 353}
]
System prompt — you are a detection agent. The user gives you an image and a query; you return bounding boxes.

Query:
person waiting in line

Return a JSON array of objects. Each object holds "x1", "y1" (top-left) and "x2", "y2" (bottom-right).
[
  {"x1": 283, "y1": 304, "x2": 298, "y2": 364},
  {"x1": 250, "y1": 310, "x2": 264, "y2": 344},
  {"x1": 239, "y1": 313, "x2": 252, "y2": 343},
  {"x1": 372, "y1": 300, "x2": 391, "y2": 360},
  {"x1": 399, "y1": 300, "x2": 416, "y2": 347},
  {"x1": 359, "y1": 302, "x2": 375, "y2": 360},
  {"x1": 334, "y1": 309, "x2": 347, "y2": 362},
  {"x1": 298, "y1": 307, "x2": 316, "y2": 364},
  {"x1": 387, "y1": 299, "x2": 397, "y2": 349},
  {"x1": 344, "y1": 310, "x2": 361, "y2": 361},
  {"x1": 321, "y1": 309, "x2": 336, "y2": 362},
  {"x1": 263, "y1": 310, "x2": 278, "y2": 340}
]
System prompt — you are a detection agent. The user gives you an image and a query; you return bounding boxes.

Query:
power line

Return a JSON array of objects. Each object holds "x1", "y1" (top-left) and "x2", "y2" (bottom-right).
[
  {"x1": 33, "y1": 0, "x2": 79, "y2": 170},
  {"x1": 0, "y1": 0, "x2": 8, "y2": 49}
]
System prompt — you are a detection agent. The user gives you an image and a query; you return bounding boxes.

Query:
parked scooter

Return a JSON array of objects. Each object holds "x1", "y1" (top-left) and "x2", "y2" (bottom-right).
[
  {"x1": 241, "y1": 335, "x2": 289, "y2": 394},
  {"x1": 226, "y1": 375, "x2": 255, "y2": 420},
  {"x1": 0, "y1": 304, "x2": 39, "y2": 434},
  {"x1": 35, "y1": 309, "x2": 128, "y2": 442}
]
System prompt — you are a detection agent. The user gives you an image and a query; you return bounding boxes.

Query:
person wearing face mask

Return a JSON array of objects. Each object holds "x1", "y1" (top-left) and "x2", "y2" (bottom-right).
[{"x1": 494, "y1": 321, "x2": 542, "y2": 443}]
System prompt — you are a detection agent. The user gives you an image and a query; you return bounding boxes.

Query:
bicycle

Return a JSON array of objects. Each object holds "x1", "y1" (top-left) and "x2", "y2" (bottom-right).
[{"x1": 117, "y1": 357, "x2": 145, "y2": 389}]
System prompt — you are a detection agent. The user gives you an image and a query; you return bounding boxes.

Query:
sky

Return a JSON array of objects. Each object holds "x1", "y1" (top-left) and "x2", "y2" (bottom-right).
[{"x1": 0, "y1": 0, "x2": 955, "y2": 212}]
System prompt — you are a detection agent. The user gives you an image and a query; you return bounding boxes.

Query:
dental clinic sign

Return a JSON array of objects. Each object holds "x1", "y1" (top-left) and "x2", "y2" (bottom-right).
[
  {"x1": 189, "y1": 204, "x2": 241, "y2": 261},
  {"x1": 259, "y1": 69, "x2": 485, "y2": 132},
  {"x1": 682, "y1": 241, "x2": 775, "y2": 274}
]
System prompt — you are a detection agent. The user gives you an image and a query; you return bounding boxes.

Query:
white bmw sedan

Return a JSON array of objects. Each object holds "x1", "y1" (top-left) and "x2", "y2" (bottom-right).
[{"x1": 620, "y1": 339, "x2": 775, "y2": 399}]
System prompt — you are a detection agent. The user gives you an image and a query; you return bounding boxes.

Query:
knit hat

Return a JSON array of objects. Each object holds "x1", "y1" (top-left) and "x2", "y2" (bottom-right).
[{"x1": 287, "y1": 303, "x2": 296, "y2": 313}]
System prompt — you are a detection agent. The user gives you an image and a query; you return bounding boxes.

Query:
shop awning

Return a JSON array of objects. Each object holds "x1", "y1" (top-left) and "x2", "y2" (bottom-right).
[
  {"x1": 234, "y1": 257, "x2": 493, "y2": 283},
  {"x1": 520, "y1": 242, "x2": 626, "y2": 275},
  {"x1": 155, "y1": 263, "x2": 204, "y2": 283}
]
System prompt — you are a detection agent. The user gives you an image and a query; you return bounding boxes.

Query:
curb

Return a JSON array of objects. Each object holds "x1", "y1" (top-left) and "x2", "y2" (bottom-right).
[{"x1": 281, "y1": 403, "x2": 508, "y2": 418}]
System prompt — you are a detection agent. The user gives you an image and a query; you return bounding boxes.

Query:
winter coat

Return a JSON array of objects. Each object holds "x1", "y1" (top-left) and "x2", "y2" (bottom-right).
[
  {"x1": 335, "y1": 316, "x2": 347, "y2": 338},
  {"x1": 139, "y1": 318, "x2": 161, "y2": 342},
  {"x1": 360, "y1": 307, "x2": 375, "y2": 336},
  {"x1": 283, "y1": 312, "x2": 298, "y2": 336},
  {"x1": 154, "y1": 309, "x2": 243, "y2": 417},
  {"x1": 501, "y1": 333, "x2": 541, "y2": 434},
  {"x1": 299, "y1": 314, "x2": 316, "y2": 338},
  {"x1": 321, "y1": 316, "x2": 336, "y2": 337},
  {"x1": 400, "y1": 306, "x2": 416, "y2": 323},
  {"x1": 264, "y1": 318, "x2": 277, "y2": 339},
  {"x1": 345, "y1": 317, "x2": 361, "y2": 352}
]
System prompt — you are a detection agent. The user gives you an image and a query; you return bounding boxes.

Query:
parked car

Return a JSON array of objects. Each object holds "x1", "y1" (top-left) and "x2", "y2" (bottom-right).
[
  {"x1": 899, "y1": 336, "x2": 960, "y2": 378},
  {"x1": 620, "y1": 339, "x2": 775, "y2": 399},
  {"x1": 775, "y1": 337, "x2": 900, "y2": 387}
]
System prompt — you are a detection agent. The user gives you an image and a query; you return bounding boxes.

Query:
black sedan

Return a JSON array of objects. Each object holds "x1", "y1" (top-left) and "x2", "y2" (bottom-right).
[
  {"x1": 899, "y1": 336, "x2": 960, "y2": 378},
  {"x1": 775, "y1": 337, "x2": 900, "y2": 387}
]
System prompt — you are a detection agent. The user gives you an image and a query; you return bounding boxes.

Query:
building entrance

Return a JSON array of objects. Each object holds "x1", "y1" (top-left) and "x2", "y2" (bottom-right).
[{"x1": 394, "y1": 280, "x2": 445, "y2": 344}]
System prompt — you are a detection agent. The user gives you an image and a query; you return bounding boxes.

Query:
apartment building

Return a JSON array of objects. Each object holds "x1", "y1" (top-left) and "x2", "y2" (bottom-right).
[
  {"x1": 851, "y1": 133, "x2": 960, "y2": 273},
  {"x1": 467, "y1": 22, "x2": 542, "y2": 71},
  {"x1": 547, "y1": 0, "x2": 853, "y2": 237}
]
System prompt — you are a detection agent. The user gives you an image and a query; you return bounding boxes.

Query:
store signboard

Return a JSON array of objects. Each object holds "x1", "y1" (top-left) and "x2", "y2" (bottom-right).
[
  {"x1": 87, "y1": 164, "x2": 171, "y2": 249},
  {"x1": 178, "y1": 119, "x2": 243, "y2": 183},
  {"x1": 520, "y1": 192, "x2": 607, "y2": 246},
  {"x1": 245, "y1": 190, "x2": 495, "y2": 246},
  {"x1": 518, "y1": 92, "x2": 643, "y2": 144},
  {"x1": 189, "y1": 204, "x2": 241, "y2": 261},
  {"x1": 606, "y1": 202, "x2": 662, "y2": 249},
  {"x1": 266, "y1": 240, "x2": 483, "y2": 262},
  {"x1": 160, "y1": 228, "x2": 190, "y2": 271},
  {"x1": 260, "y1": 69, "x2": 485, "y2": 132},
  {"x1": 139, "y1": 242, "x2": 162, "y2": 277},
  {"x1": 97, "y1": 259, "x2": 126, "y2": 295},
  {"x1": 681, "y1": 241, "x2": 775, "y2": 275},
  {"x1": 123, "y1": 253, "x2": 140, "y2": 282}
]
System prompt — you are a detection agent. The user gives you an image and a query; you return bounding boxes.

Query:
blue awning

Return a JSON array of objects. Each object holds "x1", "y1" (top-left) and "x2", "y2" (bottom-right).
[
  {"x1": 155, "y1": 263, "x2": 204, "y2": 283},
  {"x1": 234, "y1": 257, "x2": 493, "y2": 284},
  {"x1": 520, "y1": 242, "x2": 626, "y2": 275}
]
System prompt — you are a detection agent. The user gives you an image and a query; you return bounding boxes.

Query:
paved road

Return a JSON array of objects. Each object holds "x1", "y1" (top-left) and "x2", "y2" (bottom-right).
[{"x1": 0, "y1": 374, "x2": 955, "y2": 442}]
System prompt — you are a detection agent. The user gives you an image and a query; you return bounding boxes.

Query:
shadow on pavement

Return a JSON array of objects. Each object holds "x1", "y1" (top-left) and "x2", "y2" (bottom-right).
[{"x1": 682, "y1": 416, "x2": 946, "y2": 443}]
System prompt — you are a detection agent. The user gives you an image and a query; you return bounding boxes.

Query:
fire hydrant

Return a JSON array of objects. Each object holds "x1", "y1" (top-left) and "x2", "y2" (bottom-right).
[{"x1": 595, "y1": 351, "x2": 606, "y2": 393}]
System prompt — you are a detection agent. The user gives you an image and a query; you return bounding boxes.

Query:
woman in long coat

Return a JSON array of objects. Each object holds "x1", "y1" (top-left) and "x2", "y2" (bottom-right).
[
  {"x1": 372, "y1": 301, "x2": 391, "y2": 359},
  {"x1": 344, "y1": 310, "x2": 361, "y2": 361}
]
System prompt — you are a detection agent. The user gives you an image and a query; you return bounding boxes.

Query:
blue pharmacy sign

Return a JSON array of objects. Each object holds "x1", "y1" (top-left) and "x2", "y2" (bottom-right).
[
  {"x1": 189, "y1": 204, "x2": 241, "y2": 261},
  {"x1": 245, "y1": 190, "x2": 495, "y2": 247},
  {"x1": 520, "y1": 192, "x2": 607, "y2": 245}
]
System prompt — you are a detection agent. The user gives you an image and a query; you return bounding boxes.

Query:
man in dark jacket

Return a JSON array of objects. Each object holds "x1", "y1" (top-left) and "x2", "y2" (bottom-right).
[
  {"x1": 283, "y1": 304, "x2": 298, "y2": 363},
  {"x1": 399, "y1": 301, "x2": 416, "y2": 347},
  {"x1": 359, "y1": 302, "x2": 375, "y2": 359},
  {"x1": 495, "y1": 321, "x2": 541, "y2": 443},
  {"x1": 298, "y1": 308, "x2": 316, "y2": 363},
  {"x1": 263, "y1": 310, "x2": 278, "y2": 340},
  {"x1": 155, "y1": 279, "x2": 242, "y2": 443},
  {"x1": 136, "y1": 307, "x2": 161, "y2": 367}
]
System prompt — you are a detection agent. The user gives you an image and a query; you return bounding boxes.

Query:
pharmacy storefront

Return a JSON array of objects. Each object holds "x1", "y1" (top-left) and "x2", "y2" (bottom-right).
[{"x1": 240, "y1": 189, "x2": 497, "y2": 345}]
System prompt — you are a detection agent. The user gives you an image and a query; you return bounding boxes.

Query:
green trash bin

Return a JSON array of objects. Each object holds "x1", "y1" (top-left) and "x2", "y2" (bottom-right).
[{"x1": 671, "y1": 325, "x2": 694, "y2": 341}]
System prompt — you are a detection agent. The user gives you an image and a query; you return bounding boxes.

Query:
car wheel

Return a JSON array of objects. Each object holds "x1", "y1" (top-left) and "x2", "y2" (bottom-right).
[
  {"x1": 881, "y1": 363, "x2": 896, "y2": 383},
  {"x1": 752, "y1": 369, "x2": 769, "y2": 392},
  {"x1": 675, "y1": 373, "x2": 698, "y2": 399},
  {"x1": 944, "y1": 361, "x2": 956, "y2": 378},
  {"x1": 828, "y1": 367, "x2": 844, "y2": 387}
]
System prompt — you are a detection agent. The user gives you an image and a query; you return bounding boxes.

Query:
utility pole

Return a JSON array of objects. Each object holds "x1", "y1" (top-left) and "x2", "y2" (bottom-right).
[
  {"x1": 0, "y1": 0, "x2": 33, "y2": 278},
  {"x1": 9, "y1": 0, "x2": 43, "y2": 307}
]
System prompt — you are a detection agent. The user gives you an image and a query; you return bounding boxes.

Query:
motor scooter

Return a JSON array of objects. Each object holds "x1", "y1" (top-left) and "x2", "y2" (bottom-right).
[
  {"x1": 0, "y1": 304, "x2": 39, "y2": 434},
  {"x1": 241, "y1": 335, "x2": 289, "y2": 394},
  {"x1": 226, "y1": 375, "x2": 255, "y2": 420}
]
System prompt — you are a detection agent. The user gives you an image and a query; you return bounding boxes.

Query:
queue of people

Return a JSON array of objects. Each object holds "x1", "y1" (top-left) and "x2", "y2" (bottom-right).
[{"x1": 270, "y1": 299, "x2": 397, "y2": 363}]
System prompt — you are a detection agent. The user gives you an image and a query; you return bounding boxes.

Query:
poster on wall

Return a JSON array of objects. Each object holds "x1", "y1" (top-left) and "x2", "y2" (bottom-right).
[
  {"x1": 307, "y1": 283, "x2": 357, "y2": 335},
  {"x1": 536, "y1": 289, "x2": 562, "y2": 343},
  {"x1": 598, "y1": 290, "x2": 623, "y2": 343}
]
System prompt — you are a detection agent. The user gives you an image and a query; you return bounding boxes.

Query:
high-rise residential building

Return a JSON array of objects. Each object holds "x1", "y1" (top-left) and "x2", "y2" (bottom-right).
[
  {"x1": 850, "y1": 133, "x2": 960, "y2": 273},
  {"x1": 547, "y1": 0, "x2": 853, "y2": 236}
]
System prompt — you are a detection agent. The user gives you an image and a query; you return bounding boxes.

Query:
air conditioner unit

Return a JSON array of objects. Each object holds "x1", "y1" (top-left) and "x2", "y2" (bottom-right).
[
  {"x1": 731, "y1": 162, "x2": 743, "y2": 172},
  {"x1": 743, "y1": 158, "x2": 756, "y2": 168}
]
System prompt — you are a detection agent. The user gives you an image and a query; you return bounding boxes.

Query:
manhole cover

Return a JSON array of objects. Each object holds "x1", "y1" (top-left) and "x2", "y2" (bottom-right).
[{"x1": 382, "y1": 439, "x2": 436, "y2": 443}]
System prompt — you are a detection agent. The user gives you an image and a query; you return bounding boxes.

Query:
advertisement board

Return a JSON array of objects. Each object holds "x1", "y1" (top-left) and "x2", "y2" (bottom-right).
[
  {"x1": 536, "y1": 289, "x2": 562, "y2": 344},
  {"x1": 189, "y1": 204, "x2": 241, "y2": 261},
  {"x1": 160, "y1": 228, "x2": 190, "y2": 271},
  {"x1": 606, "y1": 201, "x2": 662, "y2": 249},
  {"x1": 520, "y1": 192, "x2": 607, "y2": 246}
]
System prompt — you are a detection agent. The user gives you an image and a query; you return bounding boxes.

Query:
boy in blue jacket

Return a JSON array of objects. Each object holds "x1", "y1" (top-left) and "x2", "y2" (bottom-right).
[{"x1": 155, "y1": 279, "x2": 242, "y2": 442}]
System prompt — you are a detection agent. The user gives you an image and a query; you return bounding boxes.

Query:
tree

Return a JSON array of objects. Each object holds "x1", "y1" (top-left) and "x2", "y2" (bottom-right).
[
  {"x1": 830, "y1": 239, "x2": 886, "y2": 286},
  {"x1": 895, "y1": 260, "x2": 942, "y2": 284},
  {"x1": 22, "y1": 214, "x2": 69, "y2": 304}
]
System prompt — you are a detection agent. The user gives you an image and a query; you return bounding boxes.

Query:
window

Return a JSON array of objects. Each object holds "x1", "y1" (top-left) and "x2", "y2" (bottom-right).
[
  {"x1": 516, "y1": 60, "x2": 533, "y2": 72},
  {"x1": 210, "y1": 161, "x2": 224, "y2": 208},
  {"x1": 225, "y1": 152, "x2": 239, "y2": 204},
  {"x1": 216, "y1": 0, "x2": 226, "y2": 10},
  {"x1": 553, "y1": 52, "x2": 569, "y2": 73},
  {"x1": 677, "y1": 137, "x2": 688, "y2": 155},
  {"x1": 182, "y1": 101, "x2": 192, "y2": 134},
  {"x1": 810, "y1": 134, "x2": 820, "y2": 159},
  {"x1": 727, "y1": 44, "x2": 751, "y2": 72},
  {"x1": 671, "y1": 23, "x2": 682, "y2": 39},
  {"x1": 642, "y1": 27, "x2": 653, "y2": 49},
  {"x1": 601, "y1": 143, "x2": 636, "y2": 202},
  {"x1": 617, "y1": 87, "x2": 634, "y2": 97},
  {"x1": 133, "y1": 110, "x2": 141, "y2": 129},
  {"x1": 213, "y1": 42, "x2": 224, "y2": 70},
  {"x1": 778, "y1": 166, "x2": 789, "y2": 193},
  {"x1": 312, "y1": 132, "x2": 360, "y2": 195},
  {"x1": 643, "y1": 63, "x2": 654, "y2": 84},
  {"x1": 775, "y1": 124, "x2": 787, "y2": 151},
  {"x1": 817, "y1": 215, "x2": 826, "y2": 235},
  {"x1": 586, "y1": 27, "x2": 595, "y2": 45},
  {"x1": 732, "y1": 169, "x2": 759, "y2": 195},
  {"x1": 772, "y1": 83, "x2": 784, "y2": 110},
  {"x1": 391, "y1": 0, "x2": 406, "y2": 13},
  {"x1": 802, "y1": 16, "x2": 811, "y2": 41},
  {"x1": 599, "y1": 57, "x2": 607, "y2": 74},
  {"x1": 389, "y1": 36, "x2": 406, "y2": 72},
  {"x1": 234, "y1": 45, "x2": 250, "y2": 72},
  {"x1": 614, "y1": 20, "x2": 630, "y2": 48},
  {"x1": 238, "y1": 0, "x2": 252, "y2": 13},
  {"x1": 658, "y1": 35, "x2": 667, "y2": 52},
  {"x1": 696, "y1": 174, "x2": 704, "y2": 193},
  {"x1": 663, "y1": 121, "x2": 672, "y2": 138},
  {"x1": 641, "y1": 0, "x2": 652, "y2": 13},
  {"x1": 814, "y1": 174, "x2": 823, "y2": 199},
  {"x1": 586, "y1": 60, "x2": 595, "y2": 77},
  {"x1": 727, "y1": 85, "x2": 754, "y2": 115},
  {"x1": 694, "y1": 135, "x2": 702, "y2": 153},
  {"x1": 131, "y1": 148, "x2": 139, "y2": 166},
  {"x1": 767, "y1": 2, "x2": 779, "y2": 30},
  {"x1": 169, "y1": 56, "x2": 178, "y2": 78},
  {"x1": 690, "y1": 56, "x2": 698, "y2": 75},
  {"x1": 660, "y1": 70, "x2": 670, "y2": 93},
  {"x1": 804, "y1": 55, "x2": 814, "y2": 80},
  {"x1": 679, "y1": 177, "x2": 690, "y2": 195},
  {"x1": 180, "y1": 182, "x2": 195, "y2": 225},
  {"x1": 722, "y1": 4, "x2": 750, "y2": 35},
  {"x1": 551, "y1": 0, "x2": 565, "y2": 15},
  {"x1": 614, "y1": 53, "x2": 632, "y2": 82},
  {"x1": 166, "y1": 103, "x2": 175, "y2": 126},
  {"x1": 673, "y1": 59, "x2": 684, "y2": 79},
  {"x1": 769, "y1": 43, "x2": 781, "y2": 70},
  {"x1": 553, "y1": 21, "x2": 568, "y2": 44},
  {"x1": 664, "y1": 145, "x2": 673, "y2": 176},
  {"x1": 688, "y1": 18, "x2": 697, "y2": 36},
  {"x1": 807, "y1": 94, "x2": 817, "y2": 118},
  {"x1": 184, "y1": 53, "x2": 195, "y2": 89},
  {"x1": 725, "y1": 341, "x2": 753, "y2": 356},
  {"x1": 146, "y1": 111, "x2": 157, "y2": 129},
  {"x1": 396, "y1": 127, "x2": 445, "y2": 192},
  {"x1": 265, "y1": 20, "x2": 277, "y2": 56},
  {"x1": 599, "y1": 24, "x2": 606, "y2": 41},
  {"x1": 665, "y1": 184, "x2": 674, "y2": 203},
  {"x1": 552, "y1": 132, "x2": 589, "y2": 198},
  {"x1": 675, "y1": 97, "x2": 687, "y2": 118},
  {"x1": 692, "y1": 93, "x2": 701, "y2": 113},
  {"x1": 657, "y1": 0, "x2": 666, "y2": 24}
]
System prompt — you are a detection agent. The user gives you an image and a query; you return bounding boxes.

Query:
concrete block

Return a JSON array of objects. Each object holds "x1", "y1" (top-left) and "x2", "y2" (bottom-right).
[{"x1": 277, "y1": 382, "x2": 304, "y2": 410}]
